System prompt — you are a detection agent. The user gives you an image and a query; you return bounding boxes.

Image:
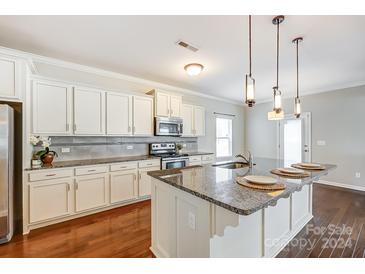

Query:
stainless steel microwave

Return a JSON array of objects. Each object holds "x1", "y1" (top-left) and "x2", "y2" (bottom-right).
[{"x1": 155, "y1": 117, "x2": 183, "y2": 136}]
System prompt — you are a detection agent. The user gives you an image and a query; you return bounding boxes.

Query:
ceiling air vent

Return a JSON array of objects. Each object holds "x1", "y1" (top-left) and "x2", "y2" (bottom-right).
[{"x1": 176, "y1": 40, "x2": 199, "y2": 52}]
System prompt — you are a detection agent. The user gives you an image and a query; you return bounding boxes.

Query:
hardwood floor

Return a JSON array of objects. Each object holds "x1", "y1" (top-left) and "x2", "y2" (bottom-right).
[{"x1": 0, "y1": 184, "x2": 364, "y2": 258}]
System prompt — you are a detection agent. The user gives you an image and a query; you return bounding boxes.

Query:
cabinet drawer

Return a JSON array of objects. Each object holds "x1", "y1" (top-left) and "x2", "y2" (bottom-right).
[
  {"x1": 138, "y1": 159, "x2": 160, "y2": 168},
  {"x1": 75, "y1": 165, "x2": 108, "y2": 176},
  {"x1": 202, "y1": 154, "x2": 215, "y2": 162},
  {"x1": 110, "y1": 162, "x2": 138, "y2": 172},
  {"x1": 189, "y1": 156, "x2": 202, "y2": 162},
  {"x1": 28, "y1": 169, "x2": 73, "y2": 182}
]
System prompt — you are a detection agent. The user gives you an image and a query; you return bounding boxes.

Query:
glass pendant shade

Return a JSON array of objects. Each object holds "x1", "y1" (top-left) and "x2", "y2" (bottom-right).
[
  {"x1": 245, "y1": 74, "x2": 256, "y2": 107},
  {"x1": 273, "y1": 87, "x2": 282, "y2": 113},
  {"x1": 267, "y1": 110, "x2": 284, "y2": 120},
  {"x1": 294, "y1": 97, "x2": 301, "y2": 118}
]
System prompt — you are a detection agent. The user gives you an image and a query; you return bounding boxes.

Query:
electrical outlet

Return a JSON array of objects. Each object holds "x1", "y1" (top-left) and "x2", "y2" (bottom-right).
[
  {"x1": 188, "y1": 212, "x2": 196, "y2": 230},
  {"x1": 61, "y1": 147, "x2": 70, "y2": 153},
  {"x1": 126, "y1": 145, "x2": 133, "y2": 150},
  {"x1": 317, "y1": 140, "x2": 326, "y2": 146},
  {"x1": 183, "y1": 143, "x2": 187, "y2": 148},
  {"x1": 355, "y1": 172, "x2": 361, "y2": 178}
]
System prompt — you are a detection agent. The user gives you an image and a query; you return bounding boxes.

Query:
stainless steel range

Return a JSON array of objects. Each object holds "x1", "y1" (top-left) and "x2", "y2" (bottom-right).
[{"x1": 149, "y1": 143, "x2": 189, "y2": 170}]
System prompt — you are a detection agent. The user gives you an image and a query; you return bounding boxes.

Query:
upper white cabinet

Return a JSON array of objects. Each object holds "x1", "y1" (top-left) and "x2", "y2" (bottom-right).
[
  {"x1": 133, "y1": 95, "x2": 154, "y2": 136},
  {"x1": 182, "y1": 104, "x2": 205, "y2": 137},
  {"x1": 73, "y1": 87, "x2": 105, "y2": 135},
  {"x1": 0, "y1": 54, "x2": 20, "y2": 99},
  {"x1": 147, "y1": 89, "x2": 182, "y2": 118},
  {"x1": 32, "y1": 80, "x2": 72, "y2": 135},
  {"x1": 106, "y1": 92, "x2": 132, "y2": 135}
]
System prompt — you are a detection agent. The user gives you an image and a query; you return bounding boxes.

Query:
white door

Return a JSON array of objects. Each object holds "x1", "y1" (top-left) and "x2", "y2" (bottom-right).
[
  {"x1": 75, "y1": 174, "x2": 108, "y2": 212},
  {"x1": 106, "y1": 93, "x2": 132, "y2": 135},
  {"x1": 181, "y1": 104, "x2": 194, "y2": 137},
  {"x1": 73, "y1": 87, "x2": 105, "y2": 135},
  {"x1": 29, "y1": 178, "x2": 72, "y2": 223},
  {"x1": 32, "y1": 80, "x2": 72, "y2": 135},
  {"x1": 133, "y1": 96, "x2": 153, "y2": 136},
  {"x1": 155, "y1": 92, "x2": 170, "y2": 117},
  {"x1": 193, "y1": 106, "x2": 205, "y2": 136},
  {"x1": 278, "y1": 112, "x2": 311, "y2": 166},
  {"x1": 110, "y1": 170, "x2": 137, "y2": 203},
  {"x1": 170, "y1": 95, "x2": 182, "y2": 118},
  {"x1": 0, "y1": 55, "x2": 19, "y2": 99}
]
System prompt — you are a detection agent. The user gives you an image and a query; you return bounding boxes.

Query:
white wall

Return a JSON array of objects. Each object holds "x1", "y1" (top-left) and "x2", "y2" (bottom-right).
[{"x1": 245, "y1": 85, "x2": 365, "y2": 190}]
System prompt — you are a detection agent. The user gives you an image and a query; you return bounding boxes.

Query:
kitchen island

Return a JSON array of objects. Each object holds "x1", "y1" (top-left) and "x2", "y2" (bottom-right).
[{"x1": 147, "y1": 157, "x2": 335, "y2": 258}]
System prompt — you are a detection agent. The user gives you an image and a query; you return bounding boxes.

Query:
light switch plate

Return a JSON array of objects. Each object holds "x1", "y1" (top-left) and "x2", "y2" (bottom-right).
[
  {"x1": 61, "y1": 147, "x2": 70, "y2": 153},
  {"x1": 188, "y1": 212, "x2": 196, "y2": 230},
  {"x1": 126, "y1": 145, "x2": 133, "y2": 150},
  {"x1": 317, "y1": 140, "x2": 326, "y2": 146},
  {"x1": 356, "y1": 172, "x2": 361, "y2": 178}
]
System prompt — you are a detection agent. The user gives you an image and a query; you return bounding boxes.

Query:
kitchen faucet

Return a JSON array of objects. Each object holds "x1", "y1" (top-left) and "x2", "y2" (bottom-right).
[{"x1": 236, "y1": 151, "x2": 254, "y2": 168}]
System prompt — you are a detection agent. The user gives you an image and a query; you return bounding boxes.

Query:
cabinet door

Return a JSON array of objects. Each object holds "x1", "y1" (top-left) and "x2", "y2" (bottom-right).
[
  {"x1": 75, "y1": 174, "x2": 108, "y2": 212},
  {"x1": 155, "y1": 91, "x2": 170, "y2": 117},
  {"x1": 193, "y1": 106, "x2": 205, "y2": 136},
  {"x1": 169, "y1": 95, "x2": 182, "y2": 118},
  {"x1": 29, "y1": 178, "x2": 72, "y2": 223},
  {"x1": 73, "y1": 87, "x2": 105, "y2": 135},
  {"x1": 181, "y1": 104, "x2": 194, "y2": 137},
  {"x1": 0, "y1": 55, "x2": 19, "y2": 99},
  {"x1": 138, "y1": 166, "x2": 160, "y2": 197},
  {"x1": 133, "y1": 96, "x2": 153, "y2": 136},
  {"x1": 32, "y1": 80, "x2": 72, "y2": 135},
  {"x1": 110, "y1": 170, "x2": 138, "y2": 203},
  {"x1": 106, "y1": 93, "x2": 132, "y2": 135}
]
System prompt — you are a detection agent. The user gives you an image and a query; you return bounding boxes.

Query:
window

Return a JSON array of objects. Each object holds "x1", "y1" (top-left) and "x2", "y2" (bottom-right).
[{"x1": 216, "y1": 117, "x2": 233, "y2": 157}]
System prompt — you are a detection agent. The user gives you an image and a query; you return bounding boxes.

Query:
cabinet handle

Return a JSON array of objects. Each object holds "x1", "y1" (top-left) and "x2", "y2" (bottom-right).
[
  {"x1": 139, "y1": 173, "x2": 142, "y2": 180},
  {"x1": 88, "y1": 169, "x2": 96, "y2": 172},
  {"x1": 67, "y1": 184, "x2": 70, "y2": 191},
  {"x1": 75, "y1": 182, "x2": 78, "y2": 190},
  {"x1": 73, "y1": 124, "x2": 77, "y2": 132},
  {"x1": 134, "y1": 174, "x2": 136, "y2": 181},
  {"x1": 46, "y1": 174, "x2": 56, "y2": 177},
  {"x1": 128, "y1": 126, "x2": 131, "y2": 132}
]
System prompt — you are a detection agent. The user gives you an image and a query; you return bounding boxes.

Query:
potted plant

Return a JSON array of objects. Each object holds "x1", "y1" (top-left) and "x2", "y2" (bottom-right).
[
  {"x1": 176, "y1": 143, "x2": 183, "y2": 154},
  {"x1": 30, "y1": 135, "x2": 58, "y2": 166}
]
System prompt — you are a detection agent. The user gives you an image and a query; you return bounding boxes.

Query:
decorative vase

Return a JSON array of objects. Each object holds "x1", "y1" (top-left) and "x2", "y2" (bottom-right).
[{"x1": 41, "y1": 154, "x2": 54, "y2": 165}]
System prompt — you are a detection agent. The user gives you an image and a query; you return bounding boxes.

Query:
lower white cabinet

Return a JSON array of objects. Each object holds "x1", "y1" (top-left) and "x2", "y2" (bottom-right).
[
  {"x1": 29, "y1": 178, "x2": 72, "y2": 223},
  {"x1": 75, "y1": 173, "x2": 108, "y2": 212},
  {"x1": 138, "y1": 166, "x2": 160, "y2": 197},
  {"x1": 110, "y1": 170, "x2": 138, "y2": 204}
]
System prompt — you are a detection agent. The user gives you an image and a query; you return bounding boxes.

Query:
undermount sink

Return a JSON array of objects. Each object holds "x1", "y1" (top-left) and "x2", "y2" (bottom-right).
[{"x1": 213, "y1": 161, "x2": 249, "y2": 169}]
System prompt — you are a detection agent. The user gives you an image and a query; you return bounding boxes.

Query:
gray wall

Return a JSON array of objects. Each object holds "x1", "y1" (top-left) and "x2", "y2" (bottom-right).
[{"x1": 245, "y1": 85, "x2": 365, "y2": 189}]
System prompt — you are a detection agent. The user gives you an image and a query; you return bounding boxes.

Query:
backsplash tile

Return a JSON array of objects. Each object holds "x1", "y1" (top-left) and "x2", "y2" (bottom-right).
[{"x1": 33, "y1": 136, "x2": 198, "y2": 161}]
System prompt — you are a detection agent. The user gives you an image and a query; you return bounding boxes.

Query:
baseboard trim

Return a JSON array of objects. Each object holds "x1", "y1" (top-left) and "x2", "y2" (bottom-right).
[{"x1": 315, "y1": 180, "x2": 365, "y2": 192}]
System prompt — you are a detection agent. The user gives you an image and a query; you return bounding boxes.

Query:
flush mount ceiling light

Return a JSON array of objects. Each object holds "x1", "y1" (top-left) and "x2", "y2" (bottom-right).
[
  {"x1": 268, "y1": 15, "x2": 285, "y2": 121},
  {"x1": 184, "y1": 63, "x2": 204, "y2": 76},
  {"x1": 245, "y1": 15, "x2": 256, "y2": 107},
  {"x1": 293, "y1": 37, "x2": 303, "y2": 118}
]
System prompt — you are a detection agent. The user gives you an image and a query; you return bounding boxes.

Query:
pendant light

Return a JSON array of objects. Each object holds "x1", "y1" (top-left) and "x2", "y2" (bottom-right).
[
  {"x1": 245, "y1": 15, "x2": 256, "y2": 107},
  {"x1": 268, "y1": 15, "x2": 285, "y2": 121},
  {"x1": 293, "y1": 37, "x2": 303, "y2": 118}
]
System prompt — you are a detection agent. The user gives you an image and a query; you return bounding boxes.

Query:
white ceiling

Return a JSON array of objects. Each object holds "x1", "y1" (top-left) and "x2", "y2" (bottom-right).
[{"x1": 0, "y1": 15, "x2": 364, "y2": 102}]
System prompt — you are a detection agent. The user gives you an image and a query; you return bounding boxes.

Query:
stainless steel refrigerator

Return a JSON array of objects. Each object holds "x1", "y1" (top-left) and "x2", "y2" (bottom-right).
[{"x1": 0, "y1": 104, "x2": 14, "y2": 244}]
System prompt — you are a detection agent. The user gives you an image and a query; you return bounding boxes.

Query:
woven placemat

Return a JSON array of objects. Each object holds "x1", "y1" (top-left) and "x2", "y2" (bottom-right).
[
  {"x1": 270, "y1": 169, "x2": 310, "y2": 178},
  {"x1": 236, "y1": 177, "x2": 286, "y2": 191},
  {"x1": 291, "y1": 164, "x2": 326, "y2": 171}
]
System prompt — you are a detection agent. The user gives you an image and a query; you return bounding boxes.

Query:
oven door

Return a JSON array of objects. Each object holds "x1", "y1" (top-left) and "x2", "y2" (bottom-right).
[{"x1": 162, "y1": 158, "x2": 189, "y2": 169}]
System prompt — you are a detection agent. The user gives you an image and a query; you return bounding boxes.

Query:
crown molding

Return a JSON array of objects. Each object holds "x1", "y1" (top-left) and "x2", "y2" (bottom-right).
[{"x1": 0, "y1": 45, "x2": 243, "y2": 106}]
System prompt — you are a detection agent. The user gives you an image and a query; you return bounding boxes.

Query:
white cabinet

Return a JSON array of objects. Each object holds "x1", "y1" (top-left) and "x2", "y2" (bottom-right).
[
  {"x1": 75, "y1": 173, "x2": 108, "y2": 212},
  {"x1": 106, "y1": 92, "x2": 132, "y2": 135},
  {"x1": 148, "y1": 89, "x2": 182, "y2": 118},
  {"x1": 182, "y1": 104, "x2": 205, "y2": 137},
  {"x1": 73, "y1": 87, "x2": 105, "y2": 135},
  {"x1": 193, "y1": 106, "x2": 205, "y2": 136},
  {"x1": 133, "y1": 95, "x2": 153, "y2": 136},
  {"x1": 182, "y1": 104, "x2": 194, "y2": 136},
  {"x1": 32, "y1": 80, "x2": 72, "y2": 135},
  {"x1": 138, "y1": 165, "x2": 160, "y2": 197},
  {"x1": 110, "y1": 170, "x2": 138, "y2": 204},
  {"x1": 0, "y1": 55, "x2": 20, "y2": 99},
  {"x1": 29, "y1": 178, "x2": 72, "y2": 223},
  {"x1": 189, "y1": 155, "x2": 202, "y2": 166}
]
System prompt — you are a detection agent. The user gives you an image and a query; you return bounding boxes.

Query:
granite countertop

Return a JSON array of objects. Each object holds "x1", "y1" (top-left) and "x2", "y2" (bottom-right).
[
  {"x1": 147, "y1": 157, "x2": 336, "y2": 216},
  {"x1": 25, "y1": 155, "x2": 160, "y2": 171}
]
